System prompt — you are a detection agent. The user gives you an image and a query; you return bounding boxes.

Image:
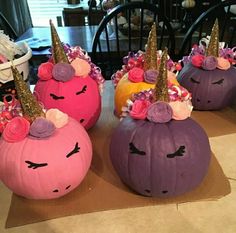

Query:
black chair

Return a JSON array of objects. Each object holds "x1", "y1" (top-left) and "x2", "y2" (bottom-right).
[
  {"x1": 88, "y1": 0, "x2": 105, "y2": 25},
  {"x1": 0, "y1": 12, "x2": 18, "y2": 39},
  {"x1": 91, "y1": 2, "x2": 175, "y2": 79},
  {"x1": 177, "y1": 0, "x2": 236, "y2": 60}
]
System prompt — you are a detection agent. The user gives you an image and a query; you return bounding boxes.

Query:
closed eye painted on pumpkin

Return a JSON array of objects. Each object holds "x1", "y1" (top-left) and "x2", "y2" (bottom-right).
[
  {"x1": 76, "y1": 85, "x2": 87, "y2": 95},
  {"x1": 190, "y1": 78, "x2": 200, "y2": 84},
  {"x1": 167, "y1": 146, "x2": 185, "y2": 158},
  {"x1": 66, "y1": 142, "x2": 80, "y2": 158},
  {"x1": 129, "y1": 142, "x2": 146, "y2": 155},
  {"x1": 50, "y1": 93, "x2": 65, "y2": 100},
  {"x1": 212, "y1": 79, "x2": 224, "y2": 85},
  {"x1": 25, "y1": 161, "x2": 48, "y2": 169}
]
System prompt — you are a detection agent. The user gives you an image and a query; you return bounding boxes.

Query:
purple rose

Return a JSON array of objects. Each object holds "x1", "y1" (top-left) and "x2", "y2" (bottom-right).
[
  {"x1": 52, "y1": 63, "x2": 75, "y2": 82},
  {"x1": 147, "y1": 101, "x2": 173, "y2": 123},
  {"x1": 144, "y1": 70, "x2": 158, "y2": 84},
  {"x1": 29, "y1": 117, "x2": 56, "y2": 138},
  {"x1": 202, "y1": 56, "x2": 218, "y2": 70}
]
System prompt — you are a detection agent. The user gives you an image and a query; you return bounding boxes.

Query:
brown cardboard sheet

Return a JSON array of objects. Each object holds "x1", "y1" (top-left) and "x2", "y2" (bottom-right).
[{"x1": 5, "y1": 82, "x2": 232, "y2": 228}]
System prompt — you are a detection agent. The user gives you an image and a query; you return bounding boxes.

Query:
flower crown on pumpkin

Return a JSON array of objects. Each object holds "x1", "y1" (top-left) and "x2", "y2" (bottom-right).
[
  {"x1": 121, "y1": 48, "x2": 192, "y2": 123},
  {"x1": 112, "y1": 23, "x2": 182, "y2": 87},
  {"x1": 182, "y1": 19, "x2": 234, "y2": 71},
  {"x1": 37, "y1": 20, "x2": 105, "y2": 93},
  {"x1": 0, "y1": 66, "x2": 69, "y2": 143}
]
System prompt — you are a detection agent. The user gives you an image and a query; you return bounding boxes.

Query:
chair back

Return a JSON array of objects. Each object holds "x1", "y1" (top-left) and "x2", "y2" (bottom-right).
[
  {"x1": 88, "y1": 0, "x2": 105, "y2": 25},
  {"x1": 91, "y1": 1, "x2": 175, "y2": 79},
  {"x1": 0, "y1": 12, "x2": 18, "y2": 39},
  {"x1": 177, "y1": 0, "x2": 236, "y2": 60}
]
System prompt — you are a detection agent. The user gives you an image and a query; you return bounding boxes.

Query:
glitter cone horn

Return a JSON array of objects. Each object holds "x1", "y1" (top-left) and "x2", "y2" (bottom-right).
[
  {"x1": 144, "y1": 23, "x2": 157, "y2": 71},
  {"x1": 206, "y1": 18, "x2": 219, "y2": 57},
  {"x1": 11, "y1": 66, "x2": 45, "y2": 122},
  {"x1": 155, "y1": 48, "x2": 169, "y2": 102},
  {"x1": 50, "y1": 19, "x2": 69, "y2": 64}
]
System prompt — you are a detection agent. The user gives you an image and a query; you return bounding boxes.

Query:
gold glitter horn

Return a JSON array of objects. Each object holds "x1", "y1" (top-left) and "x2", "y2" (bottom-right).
[
  {"x1": 11, "y1": 66, "x2": 45, "y2": 122},
  {"x1": 154, "y1": 47, "x2": 169, "y2": 102},
  {"x1": 144, "y1": 22, "x2": 157, "y2": 71},
  {"x1": 50, "y1": 19, "x2": 69, "y2": 64},
  {"x1": 206, "y1": 18, "x2": 219, "y2": 57}
]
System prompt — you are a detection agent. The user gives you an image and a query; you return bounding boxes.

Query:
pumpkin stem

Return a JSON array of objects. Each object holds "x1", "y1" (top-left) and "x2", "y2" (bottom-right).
[
  {"x1": 206, "y1": 18, "x2": 219, "y2": 57},
  {"x1": 154, "y1": 47, "x2": 169, "y2": 102},
  {"x1": 144, "y1": 22, "x2": 157, "y2": 71},
  {"x1": 11, "y1": 66, "x2": 45, "y2": 122},
  {"x1": 50, "y1": 19, "x2": 69, "y2": 64}
]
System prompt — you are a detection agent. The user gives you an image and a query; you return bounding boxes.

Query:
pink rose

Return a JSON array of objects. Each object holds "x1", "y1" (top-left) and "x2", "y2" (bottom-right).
[
  {"x1": 169, "y1": 100, "x2": 193, "y2": 120},
  {"x1": 46, "y1": 108, "x2": 68, "y2": 128},
  {"x1": 217, "y1": 57, "x2": 231, "y2": 70},
  {"x1": 147, "y1": 101, "x2": 173, "y2": 123},
  {"x1": 130, "y1": 100, "x2": 151, "y2": 120},
  {"x1": 38, "y1": 62, "x2": 54, "y2": 80},
  {"x1": 128, "y1": 67, "x2": 144, "y2": 83},
  {"x1": 191, "y1": 55, "x2": 205, "y2": 67},
  {"x1": 3, "y1": 117, "x2": 30, "y2": 142}
]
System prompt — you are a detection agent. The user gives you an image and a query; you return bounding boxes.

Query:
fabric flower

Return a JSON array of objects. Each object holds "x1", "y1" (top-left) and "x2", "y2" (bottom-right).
[
  {"x1": 169, "y1": 100, "x2": 193, "y2": 120},
  {"x1": 3, "y1": 116, "x2": 30, "y2": 142},
  {"x1": 29, "y1": 117, "x2": 55, "y2": 138},
  {"x1": 46, "y1": 108, "x2": 68, "y2": 128},
  {"x1": 52, "y1": 63, "x2": 75, "y2": 82},
  {"x1": 71, "y1": 58, "x2": 91, "y2": 77},
  {"x1": 144, "y1": 70, "x2": 158, "y2": 83},
  {"x1": 130, "y1": 99, "x2": 151, "y2": 120},
  {"x1": 37, "y1": 62, "x2": 54, "y2": 80},
  {"x1": 191, "y1": 55, "x2": 205, "y2": 67},
  {"x1": 128, "y1": 67, "x2": 144, "y2": 83},
  {"x1": 202, "y1": 56, "x2": 218, "y2": 70},
  {"x1": 147, "y1": 101, "x2": 173, "y2": 123},
  {"x1": 216, "y1": 57, "x2": 231, "y2": 70}
]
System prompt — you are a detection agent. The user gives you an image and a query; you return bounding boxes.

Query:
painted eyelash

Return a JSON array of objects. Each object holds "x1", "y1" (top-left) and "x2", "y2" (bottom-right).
[
  {"x1": 129, "y1": 142, "x2": 146, "y2": 156},
  {"x1": 212, "y1": 79, "x2": 224, "y2": 85},
  {"x1": 76, "y1": 85, "x2": 87, "y2": 95},
  {"x1": 66, "y1": 142, "x2": 80, "y2": 158},
  {"x1": 190, "y1": 78, "x2": 200, "y2": 84},
  {"x1": 25, "y1": 161, "x2": 48, "y2": 169},
  {"x1": 50, "y1": 93, "x2": 65, "y2": 100},
  {"x1": 167, "y1": 146, "x2": 185, "y2": 158}
]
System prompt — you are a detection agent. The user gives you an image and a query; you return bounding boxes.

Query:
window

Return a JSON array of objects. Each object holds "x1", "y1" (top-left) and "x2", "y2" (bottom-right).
[{"x1": 28, "y1": 0, "x2": 89, "y2": 26}]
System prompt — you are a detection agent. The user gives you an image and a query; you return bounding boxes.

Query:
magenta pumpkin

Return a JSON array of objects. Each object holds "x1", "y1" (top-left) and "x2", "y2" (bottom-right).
[
  {"x1": 0, "y1": 117, "x2": 92, "y2": 199},
  {"x1": 34, "y1": 75, "x2": 101, "y2": 129},
  {"x1": 110, "y1": 116, "x2": 211, "y2": 197},
  {"x1": 177, "y1": 63, "x2": 236, "y2": 110}
]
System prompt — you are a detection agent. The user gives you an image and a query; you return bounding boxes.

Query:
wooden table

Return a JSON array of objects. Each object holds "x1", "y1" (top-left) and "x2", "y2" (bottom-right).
[{"x1": 17, "y1": 26, "x2": 98, "y2": 59}]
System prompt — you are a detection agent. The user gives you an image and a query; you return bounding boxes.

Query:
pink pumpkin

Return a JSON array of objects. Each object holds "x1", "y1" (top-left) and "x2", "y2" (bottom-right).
[
  {"x1": 0, "y1": 118, "x2": 92, "y2": 199},
  {"x1": 34, "y1": 76, "x2": 101, "y2": 130}
]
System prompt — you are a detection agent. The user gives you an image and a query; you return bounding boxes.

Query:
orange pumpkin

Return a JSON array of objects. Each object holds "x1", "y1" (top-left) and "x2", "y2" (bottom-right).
[{"x1": 114, "y1": 72, "x2": 179, "y2": 117}]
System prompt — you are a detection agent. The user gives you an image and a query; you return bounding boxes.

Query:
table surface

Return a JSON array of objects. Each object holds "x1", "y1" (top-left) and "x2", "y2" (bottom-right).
[{"x1": 17, "y1": 26, "x2": 98, "y2": 56}]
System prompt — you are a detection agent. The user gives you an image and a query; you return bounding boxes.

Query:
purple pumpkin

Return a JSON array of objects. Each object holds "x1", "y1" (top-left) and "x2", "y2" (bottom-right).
[
  {"x1": 177, "y1": 63, "x2": 236, "y2": 110},
  {"x1": 110, "y1": 117, "x2": 211, "y2": 197}
]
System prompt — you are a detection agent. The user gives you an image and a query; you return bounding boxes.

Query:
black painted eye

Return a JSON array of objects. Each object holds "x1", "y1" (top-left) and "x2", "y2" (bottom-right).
[
  {"x1": 190, "y1": 78, "x2": 200, "y2": 84},
  {"x1": 129, "y1": 142, "x2": 146, "y2": 156},
  {"x1": 76, "y1": 85, "x2": 87, "y2": 95},
  {"x1": 167, "y1": 146, "x2": 185, "y2": 158},
  {"x1": 212, "y1": 79, "x2": 224, "y2": 85},
  {"x1": 66, "y1": 142, "x2": 80, "y2": 158},
  {"x1": 25, "y1": 161, "x2": 48, "y2": 169},
  {"x1": 50, "y1": 93, "x2": 65, "y2": 100}
]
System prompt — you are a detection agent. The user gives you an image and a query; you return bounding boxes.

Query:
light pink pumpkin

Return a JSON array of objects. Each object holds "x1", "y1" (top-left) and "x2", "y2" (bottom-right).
[
  {"x1": 34, "y1": 76, "x2": 101, "y2": 130},
  {"x1": 0, "y1": 117, "x2": 92, "y2": 199}
]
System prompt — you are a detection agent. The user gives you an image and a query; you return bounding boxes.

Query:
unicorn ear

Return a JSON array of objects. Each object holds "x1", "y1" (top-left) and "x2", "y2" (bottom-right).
[
  {"x1": 154, "y1": 47, "x2": 169, "y2": 102},
  {"x1": 50, "y1": 20, "x2": 69, "y2": 64},
  {"x1": 206, "y1": 18, "x2": 219, "y2": 57},
  {"x1": 144, "y1": 22, "x2": 157, "y2": 71},
  {"x1": 11, "y1": 66, "x2": 45, "y2": 122}
]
